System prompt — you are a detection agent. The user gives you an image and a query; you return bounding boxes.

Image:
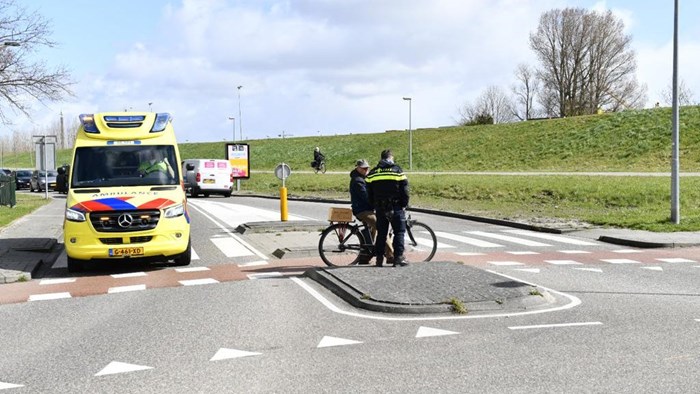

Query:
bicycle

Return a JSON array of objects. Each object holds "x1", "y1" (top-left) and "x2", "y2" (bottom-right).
[
  {"x1": 313, "y1": 160, "x2": 326, "y2": 174},
  {"x1": 318, "y1": 209, "x2": 437, "y2": 267}
]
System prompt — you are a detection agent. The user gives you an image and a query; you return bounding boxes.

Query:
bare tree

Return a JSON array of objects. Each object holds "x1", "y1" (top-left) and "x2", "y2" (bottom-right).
[
  {"x1": 529, "y1": 8, "x2": 646, "y2": 117},
  {"x1": 512, "y1": 63, "x2": 539, "y2": 120},
  {"x1": 661, "y1": 79, "x2": 695, "y2": 106},
  {"x1": 0, "y1": 1, "x2": 73, "y2": 122},
  {"x1": 458, "y1": 85, "x2": 516, "y2": 125}
]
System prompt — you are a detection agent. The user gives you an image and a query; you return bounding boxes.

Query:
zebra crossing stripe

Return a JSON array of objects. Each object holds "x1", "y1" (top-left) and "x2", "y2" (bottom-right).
[
  {"x1": 434, "y1": 231, "x2": 502, "y2": 247},
  {"x1": 544, "y1": 260, "x2": 583, "y2": 265},
  {"x1": 467, "y1": 231, "x2": 551, "y2": 246},
  {"x1": 504, "y1": 230, "x2": 598, "y2": 245}
]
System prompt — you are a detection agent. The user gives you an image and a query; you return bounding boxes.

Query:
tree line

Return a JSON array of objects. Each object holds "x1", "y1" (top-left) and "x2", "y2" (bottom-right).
[{"x1": 458, "y1": 7, "x2": 695, "y2": 126}]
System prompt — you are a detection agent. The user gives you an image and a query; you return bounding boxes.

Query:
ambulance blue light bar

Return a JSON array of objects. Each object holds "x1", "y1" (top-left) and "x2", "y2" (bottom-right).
[{"x1": 78, "y1": 113, "x2": 172, "y2": 134}]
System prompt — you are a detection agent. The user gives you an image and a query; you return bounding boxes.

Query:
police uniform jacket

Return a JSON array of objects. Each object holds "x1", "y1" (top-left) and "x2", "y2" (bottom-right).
[{"x1": 366, "y1": 159, "x2": 409, "y2": 209}]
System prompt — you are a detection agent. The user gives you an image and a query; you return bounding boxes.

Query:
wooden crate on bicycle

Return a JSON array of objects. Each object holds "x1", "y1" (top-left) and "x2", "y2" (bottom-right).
[{"x1": 328, "y1": 207, "x2": 353, "y2": 223}]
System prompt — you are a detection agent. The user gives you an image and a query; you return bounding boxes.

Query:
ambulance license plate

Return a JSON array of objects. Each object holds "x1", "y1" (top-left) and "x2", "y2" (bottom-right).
[
  {"x1": 203, "y1": 179, "x2": 215, "y2": 184},
  {"x1": 109, "y1": 247, "x2": 144, "y2": 257}
]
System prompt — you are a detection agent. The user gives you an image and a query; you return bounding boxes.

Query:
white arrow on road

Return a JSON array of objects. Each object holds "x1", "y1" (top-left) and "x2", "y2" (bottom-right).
[
  {"x1": 317, "y1": 336, "x2": 362, "y2": 348},
  {"x1": 416, "y1": 326, "x2": 459, "y2": 338},
  {"x1": 210, "y1": 348, "x2": 262, "y2": 361},
  {"x1": 95, "y1": 361, "x2": 153, "y2": 376}
]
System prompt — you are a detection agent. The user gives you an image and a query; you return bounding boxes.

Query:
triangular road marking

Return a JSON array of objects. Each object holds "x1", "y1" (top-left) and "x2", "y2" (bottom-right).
[
  {"x1": 0, "y1": 382, "x2": 24, "y2": 390},
  {"x1": 210, "y1": 348, "x2": 262, "y2": 361},
  {"x1": 514, "y1": 268, "x2": 540, "y2": 273},
  {"x1": 641, "y1": 266, "x2": 663, "y2": 271},
  {"x1": 575, "y1": 268, "x2": 603, "y2": 273},
  {"x1": 416, "y1": 326, "x2": 459, "y2": 338},
  {"x1": 317, "y1": 336, "x2": 362, "y2": 348},
  {"x1": 95, "y1": 361, "x2": 153, "y2": 376}
]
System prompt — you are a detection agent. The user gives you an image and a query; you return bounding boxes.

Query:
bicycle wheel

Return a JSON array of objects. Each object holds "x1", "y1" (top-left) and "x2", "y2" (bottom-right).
[
  {"x1": 318, "y1": 223, "x2": 365, "y2": 266},
  {"x1": 320, "y1": 162, "x2": 326, "y2": 174},
  {"x1": 401, "y1": 221, "x2": 437, "y2": 262}
]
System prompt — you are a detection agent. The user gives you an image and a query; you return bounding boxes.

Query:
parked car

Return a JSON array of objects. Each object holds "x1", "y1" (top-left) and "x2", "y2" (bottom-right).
[
  {"x1": 30, "y1": 169, "x2": 58, "y2": 192},
  {"x1": 13, "y1": 169, "x2": 33, "y2": 190},
  {"x1": 0, "y1": 168, "x2": 11, "y2": 176}
]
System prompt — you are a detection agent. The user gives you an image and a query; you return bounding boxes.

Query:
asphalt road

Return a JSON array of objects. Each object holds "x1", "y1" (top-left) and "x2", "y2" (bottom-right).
[{"x1": 1, "y1": 196, "x2": 699, "y2": 392}]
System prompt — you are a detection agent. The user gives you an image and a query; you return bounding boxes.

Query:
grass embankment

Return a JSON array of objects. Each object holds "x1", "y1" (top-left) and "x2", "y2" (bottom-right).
[
  {"x1": 0, "y1": 194, "x2": 51, "y2": 228},
  {"x1": 3, "y1": 106, "x2": 700, "y2": 231}
]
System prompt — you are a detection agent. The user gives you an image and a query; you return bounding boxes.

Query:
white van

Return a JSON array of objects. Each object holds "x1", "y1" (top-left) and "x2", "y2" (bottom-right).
[{"x1": 182, "y1": 159, "x2": 233, "y2": 197}]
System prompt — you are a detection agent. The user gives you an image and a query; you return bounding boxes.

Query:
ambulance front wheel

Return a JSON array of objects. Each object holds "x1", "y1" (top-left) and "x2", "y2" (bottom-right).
[{"x1": 173, "y1": 238, "x2": 192, "y2": 266}]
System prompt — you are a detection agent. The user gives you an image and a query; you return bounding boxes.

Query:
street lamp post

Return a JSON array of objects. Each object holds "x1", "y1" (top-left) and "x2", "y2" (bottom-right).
[
  {"x1": 237, "y1": 85, "x2": 243, "y2": 141},
  {"x1": 148, "y1": 102, "x2": 153, "y2": 112},
  {"x1": 228, "y1": 117, "x2": 236, "y2": 142},
  {"x1": 0, "y1": 41, "x2": 19, "y2": 169},
  {"x1": 403, "y1": 97, "x2": 413, "y2": 171},
  {"x1": 671, "y1": 0, "x2": 680, "y2": 224}
]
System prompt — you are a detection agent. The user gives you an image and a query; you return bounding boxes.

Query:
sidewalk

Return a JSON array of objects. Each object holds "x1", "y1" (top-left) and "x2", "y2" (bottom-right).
[{"x1": 2, "y1": 196, "x2": 700, "y2": 314}]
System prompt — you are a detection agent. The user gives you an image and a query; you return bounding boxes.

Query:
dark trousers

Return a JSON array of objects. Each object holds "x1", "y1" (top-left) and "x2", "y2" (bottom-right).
[{"x1": 375, "y1": 206, "x2": 406, "y2": 259}]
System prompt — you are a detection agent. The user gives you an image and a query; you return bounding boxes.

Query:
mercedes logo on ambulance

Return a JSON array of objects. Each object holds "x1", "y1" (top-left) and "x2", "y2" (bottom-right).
[{"x1": 118, "y1": 213, "x2": 134, "y2": 228}]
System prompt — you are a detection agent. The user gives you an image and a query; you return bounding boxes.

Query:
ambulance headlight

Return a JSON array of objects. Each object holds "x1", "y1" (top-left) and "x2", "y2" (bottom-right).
[
  {"x1": 164, "y1": 203, "x2": 184, "y2": 218},
  {"x1": 65, "y1": 208, "x2": 86, "y2": 222}
]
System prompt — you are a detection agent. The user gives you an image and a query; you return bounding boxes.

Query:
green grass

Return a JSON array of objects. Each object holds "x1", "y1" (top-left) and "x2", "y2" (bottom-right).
[
  {"x1": 0, "y1": 193, "x2": 51, "y2": 228},
  {"x1": 2, "y1": 106, "x2": 700, "y2": 231}
]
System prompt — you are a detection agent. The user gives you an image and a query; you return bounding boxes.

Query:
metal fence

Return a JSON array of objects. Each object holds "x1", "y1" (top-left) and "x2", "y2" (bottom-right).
[{"x1": 0, "y1": 174, "x2": 16, "y2": 207}]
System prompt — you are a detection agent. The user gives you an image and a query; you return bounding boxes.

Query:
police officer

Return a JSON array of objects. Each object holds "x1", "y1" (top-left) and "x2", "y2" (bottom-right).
[{"x1": 366, "y1": 149, "x2": 409, "y2": 267}]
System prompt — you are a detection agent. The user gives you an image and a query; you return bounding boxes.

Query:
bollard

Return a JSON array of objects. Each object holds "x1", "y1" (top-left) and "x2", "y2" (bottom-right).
[{"x1": 280, "y1": 186, "x2": 288, "y2": 221}]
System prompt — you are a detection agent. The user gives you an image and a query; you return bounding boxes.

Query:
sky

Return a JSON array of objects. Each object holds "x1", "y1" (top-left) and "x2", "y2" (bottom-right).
[{"x1": 8, "y1": 0, "x2": 700, "y2": 143}]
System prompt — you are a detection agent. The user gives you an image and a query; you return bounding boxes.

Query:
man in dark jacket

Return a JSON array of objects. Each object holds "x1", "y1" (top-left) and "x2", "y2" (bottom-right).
[
  {"x1": 366, "y1": 149, "x2": 409, "y2": 267},
  {"x1": 349, "y1": 159, "x2": 393, "y2": 264}
]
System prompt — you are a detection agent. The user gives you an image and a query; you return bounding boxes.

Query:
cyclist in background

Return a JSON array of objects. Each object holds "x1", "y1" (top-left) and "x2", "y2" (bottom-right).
[{"x1": 312, "y1": 146, "x2": 325, "y2": 171}]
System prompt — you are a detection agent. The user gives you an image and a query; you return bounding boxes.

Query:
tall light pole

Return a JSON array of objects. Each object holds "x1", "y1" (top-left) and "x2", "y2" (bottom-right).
[
  {"x1": 237, "y1": 85, "x2": 243, "y2": 141},
  {"x1": 228, "y1": 117, "x2": 236, "y2": 142},
  {"x1": 671, "y1": 0, "x2": 680, "y2": 224},
  {"x1": 148, "y1": 102, "x2": 153, "y2": 112},
  {"x1": 0, "y1": 41, "x2": 19, "y2": 168},
  {"x1": 403, "y1": 97, "x2": 413, "y2": 171}
]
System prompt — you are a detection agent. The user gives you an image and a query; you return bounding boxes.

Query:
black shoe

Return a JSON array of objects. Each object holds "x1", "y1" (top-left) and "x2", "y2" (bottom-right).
[
  {"x1": 375, "y1": 257, "x2": 384, "y2": 267},
  {"x1": 393, "y1": 256, "x2": 409, "y2": 267}
]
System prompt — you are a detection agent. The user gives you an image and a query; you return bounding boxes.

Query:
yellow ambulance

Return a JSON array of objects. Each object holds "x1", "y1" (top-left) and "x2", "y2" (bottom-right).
[{"x1": 63, "y1": 112, "x2": 191, "y2": 272}]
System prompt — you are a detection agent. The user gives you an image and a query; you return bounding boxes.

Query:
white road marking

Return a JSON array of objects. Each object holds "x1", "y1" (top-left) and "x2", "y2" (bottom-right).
[
  {"x1": 291, "y1": 272, "x2": 582, "y2": 321},
  {"x1": 456, "y1": 252, "x2": 486, "y2": 256},
  {"x1": 488, "y1": 261, "x2": 524, "y2": 266},
  {"x1": 416, "y1": 326, "x2": 459, "y2": 338},
  {"x1": 111, "y1": 272, "x2": 147, "y2": 278},
  {"x1": 641, "y1": 266, "x2": 663, "y2": 271},
  {"x1": 656, "y1": 258, "x2": 696, "y2": 263},
  {"x1": 317, "y1": 336, "x2": 362, "y2": 348},
  {"x1": 108, "y1": 284, "x2": 147, "y2": 293},
  {"x1": 187, "y1": 202, "x2": 268, "y2": 259},
  {"x1": 210, "y1": 348, "x2": 262, "y2": 361},
  {"x1": 612, "y1": 249, "x2": 643, "y2": 254},
  {"x1": 238, "y1": 260, "x2": 269, "y2": 267},
  {"x1": 545, "y1": 260, "x2": 583, "y2": 265},
  {"x1": 575, "y1": 268, "x2": 603, "y2": 273},
  {"x1": 191, "y1": 248, "x2": 200, "y2": 260},
  {"x1": 414, "y1": 236, "x2": 453, "y2": 249},
  {"x1": 504, "y1": 230, "x2": 598, "y2": 245},
  {"x1": 95, "y1": 361, "x2": 153, "y2": 376},
  {"x1": 507, "y1": 251, "x2": 540, "y2": 255},
  {"x1": 179, "y1": 278, "x2": 219, "y2": 286},
  {"x1": 211, "y1": 237, "x2": 254, "y2": 257},
  {"x1": 435, "y1": 231, "x2": 502, "y2": 248},
  {"x1": 467, "y1": 231, "x2": 551, "y2": 246},
  {"x1": 0, "y1": 382, "x2": 24, "y2": 389},
  {"x1": 175, "y1": 267, "x2": 210, "y2": 273},
  {"x1": 601, "y1": 259, "x2": 641, "y2": 264},
  {"x1": 508, "y1": 321, "x2": 603, "y2": 330},
  {"x1": 40, "y1": 278, "x2": 76, "y2": 285},
  {"x1": 247, "y1": 272, "x2": 283, "y2": 280},
  {"x1": 28, "y1": 292, "x2": 71, "y2": 301},
  {"x1": 558, "y1": 250, "x2": 591, "y2": 254},
  {"x1": 514, "y1": 268, "x2": 541, "y2": 273}
]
